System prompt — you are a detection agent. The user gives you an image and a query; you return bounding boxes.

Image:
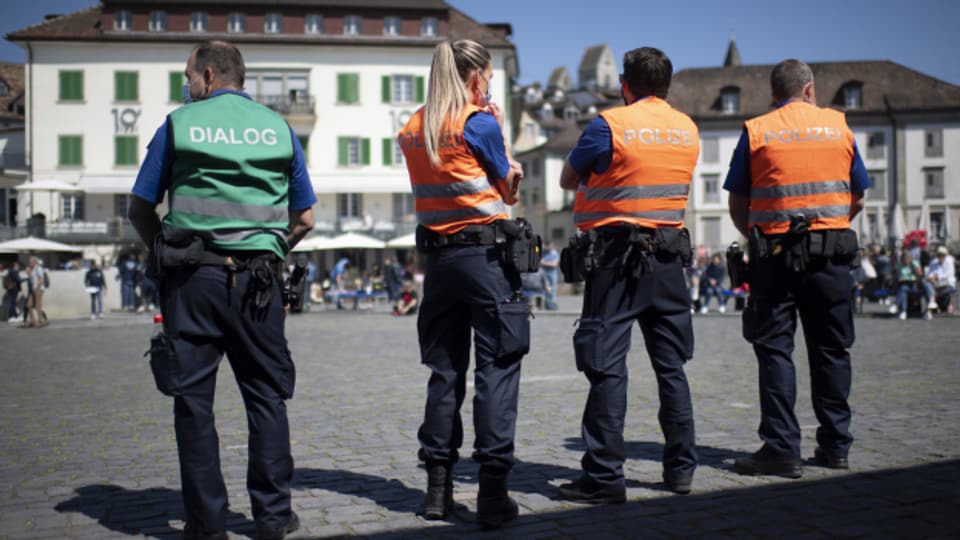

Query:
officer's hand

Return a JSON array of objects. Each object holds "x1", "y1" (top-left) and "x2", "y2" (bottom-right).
[
  {"x1": 509, "y1": 159, "x2": 524, "y2": 182},
  {"x1": 486, "y1": 102, "x2": 504, "y2": 128}
]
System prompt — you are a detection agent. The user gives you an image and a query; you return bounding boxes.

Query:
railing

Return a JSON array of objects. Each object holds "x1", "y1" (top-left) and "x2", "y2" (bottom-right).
[
  {"x1": 312, "y1": 218, "x2": 417, "y2": 238},
  {"x1": 254, "y1": 94, "x2": 316, "y2": 116},
  {"x1": 45, "y1": 219, "x2": 141, "y2": 243}
]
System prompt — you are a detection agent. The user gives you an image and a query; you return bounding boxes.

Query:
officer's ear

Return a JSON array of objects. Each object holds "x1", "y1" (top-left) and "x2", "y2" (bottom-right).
[{"x1": 802, "y1": 81, "x2": 816, "y2": 105}]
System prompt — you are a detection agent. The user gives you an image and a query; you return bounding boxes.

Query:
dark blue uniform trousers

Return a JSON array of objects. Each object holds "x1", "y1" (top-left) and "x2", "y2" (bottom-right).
[
  {"x1": 574, "y1": 247, "x2": 697, "y2": 488},
  {"x1": 162, "y1": 264, "x2": 295, "y2": 532},
  {"x1": 744, "y1": 256, "x2": 855, "y2": 460},
  {"x1": 417, "y1": 245, "x2": 527, "y2": 470}
]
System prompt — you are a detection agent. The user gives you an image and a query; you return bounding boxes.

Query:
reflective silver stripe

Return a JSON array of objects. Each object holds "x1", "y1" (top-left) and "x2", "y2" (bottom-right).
[
  {"x1": 204, "y1": 228, "x2": 287, "y2": 243},
  {"x1": 574, "y1": 209, "x2": 686, "y2": 224},
  {"x1": 412, "y1": 177, "x2": 491, "y2": 199},
  {"x1": 172, "y1": 195, "x2": 288, "y2": 224},
  {"x1": 750, "y1": 180, "x2": 850, "y2": 199},
  {"x1": 417, "y1": 199, "x2": 507, "y2": 225},
  {"x1": 749, "y1": 205, "x2": 850, "y2": 223},
  {"x1": 583, "y1": 184, "x2": 689, "y2": 201}
]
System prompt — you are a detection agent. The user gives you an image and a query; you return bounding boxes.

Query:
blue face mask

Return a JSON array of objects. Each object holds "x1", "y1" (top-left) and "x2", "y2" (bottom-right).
[{"x1": 181, "y1": 84, "x2": 193, "y2": 104}]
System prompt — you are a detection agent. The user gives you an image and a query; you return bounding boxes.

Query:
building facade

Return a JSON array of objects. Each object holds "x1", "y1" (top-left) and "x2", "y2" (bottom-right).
[{"x1": 6, "y1": 0, "x2": 517, "y2": 257}]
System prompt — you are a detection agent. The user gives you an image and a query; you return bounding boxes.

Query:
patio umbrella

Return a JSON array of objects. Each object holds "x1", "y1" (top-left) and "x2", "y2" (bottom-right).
[
  {"x1": 0, "y1": 236, "x2": 83, "y2": 253},
  {"x1": 386, "y1": 232, "x2": 416, "y2": 248},
  {"x1": 291, "y1": 235, "x2": 333, "y2": 252},
  {"x1": 323, "y1": 232, "x2": 385, "y2": 250},
  {"x1": 14, "y1": 180, "x2": 82, "y2": 192}
]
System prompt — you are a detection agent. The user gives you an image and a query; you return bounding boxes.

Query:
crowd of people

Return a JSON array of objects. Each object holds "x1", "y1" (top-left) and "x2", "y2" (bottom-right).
[
  {"x1": 1, "y1": 257, "x2": 48, "y2": 328},
  {"x1": 854, "y1": 241, "x2": 957, "y2": 319}
]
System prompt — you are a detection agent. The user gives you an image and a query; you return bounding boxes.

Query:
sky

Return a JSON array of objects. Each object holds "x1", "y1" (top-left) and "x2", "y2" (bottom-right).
[{"x1": 1, "y1": 0, "x2": 958, "y2": 87}]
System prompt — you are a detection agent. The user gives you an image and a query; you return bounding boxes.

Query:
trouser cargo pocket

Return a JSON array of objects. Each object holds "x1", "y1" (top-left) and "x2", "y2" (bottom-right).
[{"x1": 497, "y1": 300, "x2": 530, "y2": 359}]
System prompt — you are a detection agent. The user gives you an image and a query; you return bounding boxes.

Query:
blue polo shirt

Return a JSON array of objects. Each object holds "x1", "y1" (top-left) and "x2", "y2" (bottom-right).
[
  {"x1": 722, "y1": 102, "x2": 871, "y2": 195},
  {"x1": 567, "y1": 97, "x2": 654, "y2": 176},
  {"x1": 132, "y1": 89, "x2": 317, "y2": 211},
  {"x1": 463, "y1": 111, "x2": 511, "y2": 180}
]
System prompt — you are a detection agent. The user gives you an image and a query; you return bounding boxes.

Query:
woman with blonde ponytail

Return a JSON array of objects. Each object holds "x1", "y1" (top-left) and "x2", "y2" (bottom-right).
[{"x1": 398, "y1": 39, "x2": 526, "y2": 529}]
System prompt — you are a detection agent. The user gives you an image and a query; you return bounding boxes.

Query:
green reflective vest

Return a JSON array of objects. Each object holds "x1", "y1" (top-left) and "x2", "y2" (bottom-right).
[{"x1": 165, "y1": 93, "x2": 293, "y2": 258}]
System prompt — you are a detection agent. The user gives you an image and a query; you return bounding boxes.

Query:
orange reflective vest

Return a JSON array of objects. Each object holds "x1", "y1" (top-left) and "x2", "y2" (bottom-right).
[
  {"x1": 745, "y1": 101, "x2": 854, "y2": 235},
  {"x1": 573, "y1": 97, "x2": 699, "y2": 231},
  {"x1": 399, "y1": 105, "x2": 508, "y2": 235}
]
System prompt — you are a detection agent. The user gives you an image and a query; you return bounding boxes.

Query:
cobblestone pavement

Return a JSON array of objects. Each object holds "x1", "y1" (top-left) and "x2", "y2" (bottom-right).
[{"x1": 1, "y1": 298, "x2": 958, "y2": 539}]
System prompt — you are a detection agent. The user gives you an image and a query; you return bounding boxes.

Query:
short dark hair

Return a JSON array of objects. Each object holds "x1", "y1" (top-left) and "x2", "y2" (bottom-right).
[
  {"x1": 621, "y1": 47, "x2": 672, "y2": 99},
  {"x1": 770, "y1": 59, "x2": 813, "y2": 101},
  {"x1": 192, "y1": 40, "x2": 245, "y2": 87}
]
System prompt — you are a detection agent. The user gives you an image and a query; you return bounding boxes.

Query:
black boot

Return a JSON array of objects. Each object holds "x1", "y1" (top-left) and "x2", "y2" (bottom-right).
[
  {"x1": 424, "y1": 462, "x2": 454, "y2": 519},
  {"x1": 476, "y1": 466, "x2": 519, "y2": 529}
]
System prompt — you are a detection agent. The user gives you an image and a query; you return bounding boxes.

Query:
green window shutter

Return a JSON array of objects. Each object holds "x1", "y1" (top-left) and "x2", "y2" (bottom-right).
[
  {"x1": 361, "y1": 138, "x2": 370, "y2": 165},
  {"x1": 338, "y1": 73, "x2": 359, "y2": 104},
  {"x1": 338, "y1": 137, "x2": 349, "y2": 166},
  {"x1": 337, "y1": 74, "x2": 347, "y2": 102},
  {"x1": 59, "y1": 71, "x2": 83, "y2": 101},
  {"x1": 381, "y1": 75, "x2": 391, "y2": 104},
  {"x1": 348, "y1": 74, "x2": 359, "y2": 104},
  {"x1": 59, "y1": 135, "x2": 82, "y2": 166},
  {"x1": 415, "y1": 76, "x2": 425, "y2": 103},
  {"x1": 115, "y1": 136, "x2": 138, "y2": 165},
  {"x1": 382, "y1": 138, "x2": 393, "y2": 166},
  {"x1": 116, "y1": 72, "x2": 140, "y2": 101},
  {"x1": 130, "y1": 72, "x2": 139, "y2": 101},
  {"x1": 169, "y1": 72, "x2": 184, "y2": 102}
]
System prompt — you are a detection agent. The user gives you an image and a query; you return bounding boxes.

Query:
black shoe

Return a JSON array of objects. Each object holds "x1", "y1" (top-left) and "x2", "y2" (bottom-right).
[
  {"x1": 424, "y1": 463, "x2": 454, "y2": 520},
  {"x1": 256, "y1": 512, "x2": 300, "y2": 540},
  {"x1": 182, "y1": 524, "x2": 227, "y2": 540},
  {"x1": 476, "y1": 466, "x2": 519, "y2": 529},
  {"x1": 663, "y1": 473, "x2": 693, "y2": 495},
  {"x1": 813, "y1": 446, "x2": 849, "y2": 469},
  {"x1": 556, "y1": 476, "x2": 626, "y2": 504},
  {"x1": 734, "y1": 449, "x2": 803, "y2": 479}
]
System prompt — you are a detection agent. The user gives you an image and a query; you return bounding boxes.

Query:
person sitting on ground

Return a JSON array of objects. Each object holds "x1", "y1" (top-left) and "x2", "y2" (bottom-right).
[
  {"x1": 890, "y1": 250, "x2": 930, "y2": 320},
  {"x1": 699, "y1": 253, "x2": 726, "y2": 313},
  {"x1": 393, "y1": 280, "x2": 418, "y2": 316},
  {"x1": 924, "y1": 246, "x2": 956, "y2": 313}
]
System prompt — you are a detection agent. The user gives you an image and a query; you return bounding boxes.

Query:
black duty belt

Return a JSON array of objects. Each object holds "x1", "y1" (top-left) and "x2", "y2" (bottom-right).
[{"x1": 416, "y1": 223, "x2": 498, "y2": 250}]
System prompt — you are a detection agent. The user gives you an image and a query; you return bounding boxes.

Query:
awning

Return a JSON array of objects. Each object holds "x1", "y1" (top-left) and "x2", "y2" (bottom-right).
[
  {"x1": 15, "y1": 179, "x2": 81, "y2": 192},
  {"x1": 0, "y1": 236, "x2": 84, "y2": 253},
  {"x1": 77, "y1": 176, "x2": 136, "y2": 194},
  {"x1": 386, "y1": 232, "x2": 416, "y2": 248}
]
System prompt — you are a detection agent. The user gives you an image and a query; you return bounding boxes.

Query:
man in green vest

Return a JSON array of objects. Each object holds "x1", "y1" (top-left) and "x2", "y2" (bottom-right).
[{"x1": 129, "y1": 40, "x2": 315, "y2": 540}]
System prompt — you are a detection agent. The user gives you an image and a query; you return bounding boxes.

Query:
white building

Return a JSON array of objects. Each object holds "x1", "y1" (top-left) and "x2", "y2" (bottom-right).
[{"x1": 6, "y1": 0, "x2": 517, "y2": 260}]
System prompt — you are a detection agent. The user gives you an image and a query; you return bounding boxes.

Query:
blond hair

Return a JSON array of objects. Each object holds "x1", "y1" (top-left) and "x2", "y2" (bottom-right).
[{"x1": 423, "y1": 39, "x2": 491, "y2": 166}]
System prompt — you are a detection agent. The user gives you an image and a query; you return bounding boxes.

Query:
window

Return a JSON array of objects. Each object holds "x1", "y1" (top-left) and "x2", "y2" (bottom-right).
[
  {"x1": 540, "y1": 103, "x2": 553, "y2": 120},
  {"x1": 867, "y1": 132, "x2": 885, "y2": 159},
  {"x1": 228, "y1": 13, "x2": 245, "y2": 33},
  {"x1": 338, "y1": 193, "x2": 363, "y2": 218},
  {"x1": 190, "y1": 12, "x2": 208, "y2": 32},
  {"x1": 58, "y1": 70, "x2": 83, "y2": 101},
  {"x1": 564, "y1": 107, "x2": 580, "y2": 121},
  {"x1": 0, "y1": 80, "x2": 8, "y2": 97},
  {"x1": 382, "y1": 138, "x2": 404, "y2": 166},
  {"x1": 530, "y1": 187, "x2": 541, "y2": 207},
  {"x1": 305, "y1": 14, "x2": 323, "y2": 34},
  {"x1": 924, "y1": 128, "x2": 943, "y2": 157},
  {"x1": 393, "y1": 193, "x2": 414, "y2": 219},
  {"x1": 337, "y1": 73, "x2": 360, "y2": 104},
  {"x1": 420, "y1": 17, "x2": 438, "y2": 36},
  {"x1": 384, "y1": 16, "x2": 400, "y2": 36},
  {"x1": 930, "y1": 211, "x2": 946, "y2": 239},
  {"x1": 531, "y1": 159, "x2": 541, "y2": 177},
  {"x1": 382, "y1": 74, "x2": 424, "y2": 104},
  {"x1": 58, "y1": 135, "x2": 82, "y2": 167},
  {"x1": 338, "y1": 137, "x2": 370, "y2": 167},
  {"x1": 524, "y1": 122, "x2": 534, "y2": 137},
  {"x1": 867, "y1": 170, "x2": 885, "y2": 201},
  {"x1": 702, "y1": 217, "x2": 721, "y2": 249},
  {"x1": 866, "y1": 211, "x2": 879, "y2": 241},
  {"x1": 702, "y1": 137, "x2": 719, "y2": 163},
  {"x1": 114, "y1": 194, "x2": 130, "y2": 220},
  {"x1": 702, "y1": 174, "x2": 720, "y2": 203},
  {"x1": 924, "y1": 167, "x2": 944, "y2": 198},
  {"x1": 169, "y1": 71, "x2": 184, "y2": 103},
  {"x1": 265, "y1": 13, "x2": 282, "y2": 34},
  {"x1": 720, "y1": 87, "x2": 739, "y2": 114},
  {"x1": 114, "y1": 10, "x2": 131, "y2": 31},
  {"x1": 148, "y1": 11, "x2": 167, "y2": 32},
  {"x1": 115, "y1": 136, "x2": 138, "y2": 166},
  {"x1": 297, "y1": 135, "x2": 309, "y2": 163},
  {"x1": 114, "y1": 71, "x2": 139, "y2": 102},
  {"x1": 844, "y1": 84, "x2": 862, "y2": 109},
  {"x1": 62, "y1": 193, "x2": 85, "y2": 221},
  {"x1": 344, "y1": 15, "x2": 361, "y2": 35}
]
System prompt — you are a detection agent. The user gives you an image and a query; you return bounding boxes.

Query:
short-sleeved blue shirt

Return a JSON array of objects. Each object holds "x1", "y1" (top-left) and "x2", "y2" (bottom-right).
[
  {"x1": 722, "y1": 104, "x2": 871, "y2": 196},
  {"x1": 463, "y1": 111, "x2": 511, "y2": 180},
  {"x1": 132, "y1": 89, "x2": 317, "y2": 211},
  {"x1": 567, "y1": 97, "x2": 658, "y2": 177}
]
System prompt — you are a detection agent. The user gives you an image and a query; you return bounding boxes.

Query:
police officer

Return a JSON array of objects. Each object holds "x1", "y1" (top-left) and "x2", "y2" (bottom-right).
[
  {"x1": 724, "y1": 59, "x2": 871, "y2": 478},
  {"x1": 398, "y1": 39, "x2": 528, "y2": 528},
  {"x1": 557, "y1": 47, "x2": 699, "y2": 503},
  {"x1": 128, "y1": 41, "x2": 315, "y2": 540}
]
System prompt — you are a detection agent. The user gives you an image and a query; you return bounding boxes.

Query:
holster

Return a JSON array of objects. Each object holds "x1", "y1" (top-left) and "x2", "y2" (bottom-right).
[
  {"x1": 726, "y1": 241, "x2": 748, "y2": 288},
  {"x1": 144, "y1": 331, "x2": 180, "y2": 397},
  {"x1": 497, "y1": 218, "x2": 542, "y2": 274}
]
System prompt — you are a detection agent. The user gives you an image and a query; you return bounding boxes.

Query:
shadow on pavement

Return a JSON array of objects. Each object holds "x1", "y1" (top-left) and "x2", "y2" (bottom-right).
[
  {"x1": 53, "y1": 484, "x2": 253, "y2": 539},
  {"x1": 339, "y1": 459, "x2": 960, "y2": 540},
  {"x1": 294, "y1": 468, "x2": 424, "y2": 514},
  {"x1": 565, "y1": 436, "x2": 753, "y2": 469}
]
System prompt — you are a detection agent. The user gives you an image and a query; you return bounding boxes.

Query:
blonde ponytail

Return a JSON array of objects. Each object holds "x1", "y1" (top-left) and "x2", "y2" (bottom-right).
[{"x1": 424, "y1": 40, "x2": 491, "y2": 166}]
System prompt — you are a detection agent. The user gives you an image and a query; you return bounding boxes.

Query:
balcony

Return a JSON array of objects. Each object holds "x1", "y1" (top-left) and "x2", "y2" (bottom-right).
[
  {"x1": 254, "y1": 93, "x2": 315, "y2": 117},
  {"x1": 44, "y1": 218, "x2": 141, "y2": 244}
]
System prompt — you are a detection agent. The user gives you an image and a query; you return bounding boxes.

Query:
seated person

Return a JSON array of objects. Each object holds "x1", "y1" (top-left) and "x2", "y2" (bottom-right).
[
  {"x1": 393, "y1": 281, "x2": 418, "y2": 316},
  {"x1": 891, "y1": 250, "x2": 930, "y2": 320},
  {"x1": 686, "y1": 255, "x2": 706, "y2": 311},
  {"x1": 924, "y1": 246, "x2": 957, "y2": 313},
  {"x1": 699, "y1": 253, "x2": 726, "y2": 313},
  {"x1": 521, "y1": 269, "x2": 547, "y2": 310}
]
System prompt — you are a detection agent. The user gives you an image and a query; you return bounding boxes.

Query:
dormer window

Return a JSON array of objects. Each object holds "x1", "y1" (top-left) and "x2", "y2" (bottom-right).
[
  {"x1": 720, "y1": 86, "x2": 740, "y2": 114},
  {"x1": 844, "y1": 83, "x2": 862, "y2": 109},
  {"x1": 305, "y1": 14, "x2": 323, "y2": 34},
  {"x1": 421, "y1": 17, "x2": 438, "y2": 36},
  {"x1": 114, "y1": 10, "x2": 131, "y2": 31},
  {"x1": 343, "y1": 15, "x2": 362, "y2": 35},
  {"x1": 0, "y1": 80, "x2": 8, "y2": 97},
  {"x1": 190, "y1": 12, "x2": 207, "y2": 32},
  {"x1": 539, "y1": 102, "x2": 553, "y2": 120},
  {"x1": 228, "y1": 13, "x2": 245, "y2": 33},
  {"x1": 564, "y1": 106, "x2": 580, "y2": 121},
  {"x1": 384, "y1": 16, "x2": 400, "y2": 36},
  {"x1": 148, "y1": 11, "x2": 167, "y2": 32},
  {"x1": 265, "y1": 13, "x2": 283, "y2": 34}
]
